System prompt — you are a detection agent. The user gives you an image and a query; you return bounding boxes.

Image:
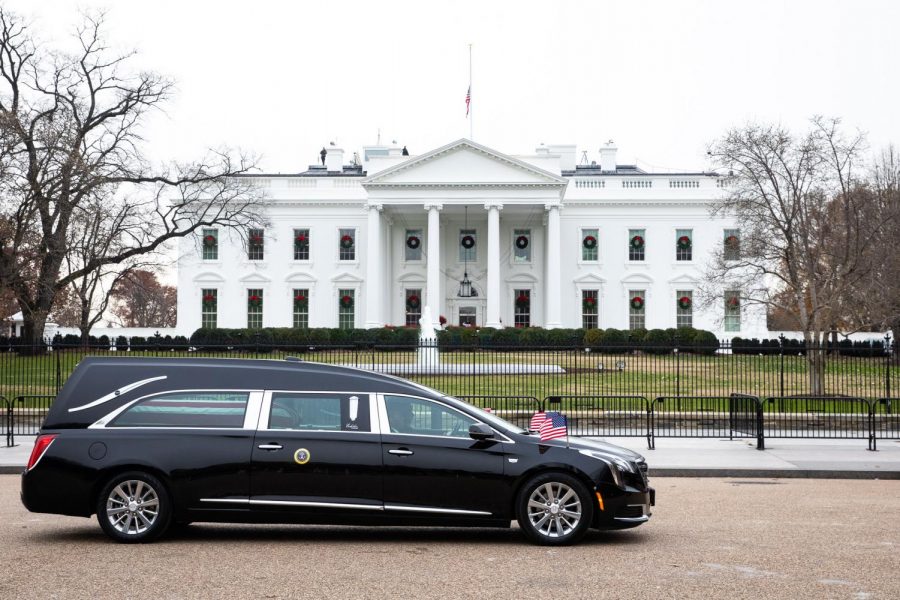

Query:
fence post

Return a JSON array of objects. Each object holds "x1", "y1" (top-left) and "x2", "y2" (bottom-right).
[
  {"x1": 4, "y1": 396, "x2": 14, "y2": 448},
  {"x1": 756, "y1": 396, "x2": 765, "y2": 450},
  {"x1": 779, "y1": 334, "x2": 785, "y2": 398},
  {"x1": 885, "y1": 334, "x2": 892, "y2": 402},
  {"x1": 55, "y1": 346, "x2": 62, "y2": 394},
  {"x1": 868, "y1": 399, "x2": 876, "y2": 451},
  {"x1": 674, "y1": 334, "x2": 681, "y2": 399}
]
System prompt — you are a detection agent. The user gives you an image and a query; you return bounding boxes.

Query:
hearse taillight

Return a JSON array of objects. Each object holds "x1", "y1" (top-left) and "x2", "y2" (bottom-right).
[{"x1": 26, "y1": 434, "x2": 57, "y2": 471}]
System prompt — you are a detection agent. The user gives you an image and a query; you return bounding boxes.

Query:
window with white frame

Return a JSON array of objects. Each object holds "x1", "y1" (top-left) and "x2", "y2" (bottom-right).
[
  {"x1": 405, "y1": 288, "x2": 422, "y2": 327},
  {"x1": 247, "y1": 289, "x2": 263, "y2": 329},
  {"x1": 201, "y1": 288, "x2": 217, "y2": 329},
  {"x1": 248, "y1": 229, "x2": 264, "y2": 261},
  {"x1": 201, "y1": 229, "x2": 218, "y2": 260},
  {"x1": 582, "y1": 289, "x2": 599, "y2": 329},
  {"x1": 676, "y1": 229, "x2": 692, "y2": 261},
  {"x1": 724, "y1": 229, "x2": 740, "y2": 261},
  {"x1": 339, "y1": 229, "x2": 356, "y2": 261},
  {"x1": 628, "y1": 229, "x2": 645, "y2": 261},
  {"x1": 581, "y1": 228, "x2": 599, "y2": 261},
  {"x1": 293, "y1": 228, "x2": 310, "y2": 261},
  {"x1": 724, "y1": 290, "x2": 741, "y2": 332},
  {"x1": 292, "y1": 288, "x2": 309, "y2": 328},
  {"x1": 513, "y1": 289, "x2": 531, "y2": 328},
  {"x1": 513, "y1": 229, "x2": 531, "y2": 263},
  {"x1": 458, "y1": 306, "x2": 477, "y2": 327},
  {"x1": 404, "y1": 229, "x2": 423, "y2": 261},
  {"x1": 338, "y1": 289, "x2": 355, "y2": 329},
  {"x1": 459, "y1": 229, "x2": 476, "y2": 262},
  {"x1": 629, "y1": 289, "x2": 646, "y2": 330},
  {"x1": 676, "y1": 290, "x2": 693, "y2": 328}
]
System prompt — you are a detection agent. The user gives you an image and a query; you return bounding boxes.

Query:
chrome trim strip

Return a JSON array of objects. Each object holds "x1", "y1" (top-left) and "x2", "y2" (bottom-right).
[
  {"x1": 249, "y1": 500, "x2": 383, "y2": 511},
  {"x1": 384, "y1": 504, "x2": 492, "y2": 516},
  {"x1": 613, "y1": 516, "x2": 650, "y2": 523},
  {"x1": 200, "y1": 498, "x2": 251, "y2": 504},
  {"x1": 69, "y1": 376, "x2": 167, "y2": 413}
]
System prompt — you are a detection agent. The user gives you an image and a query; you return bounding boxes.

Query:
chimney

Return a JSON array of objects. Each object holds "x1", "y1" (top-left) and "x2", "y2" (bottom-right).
[
  {"x1": 599, "y1": 141, "x2": 618, "y2": 173},
  {"x1": 326, "y1": 145, "x2": 344, "y2": 173}
]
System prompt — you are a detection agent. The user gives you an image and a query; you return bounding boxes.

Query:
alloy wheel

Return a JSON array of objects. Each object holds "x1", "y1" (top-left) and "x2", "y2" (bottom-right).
[
  {"x1": 526, "y1": 481, "x2": 582, "y2": 538},
  {"x1": 105, "y1": 479, "x2": 160, "y2": 535}
]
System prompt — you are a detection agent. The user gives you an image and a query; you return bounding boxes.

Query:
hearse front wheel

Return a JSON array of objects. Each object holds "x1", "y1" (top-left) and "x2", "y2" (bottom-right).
[
  {"x1": 96, "y1": 471, "x2": 172, "y2": 543},
  {"x1": 516, "y1": 472, "x2": 593, "y2": 546}
]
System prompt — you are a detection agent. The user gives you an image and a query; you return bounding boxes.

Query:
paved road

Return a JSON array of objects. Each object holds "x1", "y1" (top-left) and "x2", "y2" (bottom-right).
[{"x1": 1, "y1": 475, "x2": 897, "y2": 599}]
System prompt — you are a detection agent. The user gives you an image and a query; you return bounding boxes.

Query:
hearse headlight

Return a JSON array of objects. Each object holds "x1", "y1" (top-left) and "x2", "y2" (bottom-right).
[{"x1": 578, "y1": 450, "x2": 636, "y2": 488}]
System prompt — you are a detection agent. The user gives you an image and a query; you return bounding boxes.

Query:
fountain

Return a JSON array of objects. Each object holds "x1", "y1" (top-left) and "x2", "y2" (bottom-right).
[{"x1": 416, "y1": 306, "x2": 441, "y2": 368}]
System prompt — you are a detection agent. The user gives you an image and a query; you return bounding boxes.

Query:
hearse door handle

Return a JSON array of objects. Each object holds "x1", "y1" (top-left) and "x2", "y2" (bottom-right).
[
  {"x1": 388, "y1": 448, "x2": 414, "y2": 456},
  {"x1": 258, "y1": 443, "x2": 283, "y2": 451}
]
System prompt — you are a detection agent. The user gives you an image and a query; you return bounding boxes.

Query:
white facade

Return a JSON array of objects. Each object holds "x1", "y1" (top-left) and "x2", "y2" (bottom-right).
[{"x1": 176, "y1": 139, "x2": 767, "y2": 337}]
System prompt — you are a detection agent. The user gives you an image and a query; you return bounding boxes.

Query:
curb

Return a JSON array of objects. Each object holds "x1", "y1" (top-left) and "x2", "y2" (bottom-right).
[{"x1": 649, "y1": 468, "x2": 900, "y2": 479}]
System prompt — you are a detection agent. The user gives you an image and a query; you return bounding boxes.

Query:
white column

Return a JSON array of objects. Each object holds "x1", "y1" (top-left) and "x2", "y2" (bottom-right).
[
  {"x1": 545, "y1": 203, "x2": 562, "y2": 329},
  {"x1": 425, "y1": 204, "x2": 442, "y2": 328},
  {"x1": 485, "y1": 203, "x2": 503, "y2": 328},
  {"x1": 364, "y1": 203, "x2": 383, "y2": 328}
]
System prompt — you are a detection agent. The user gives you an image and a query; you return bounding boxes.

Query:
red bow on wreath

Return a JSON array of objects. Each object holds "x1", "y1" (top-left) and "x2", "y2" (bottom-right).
[
  {"x1": 294, "y1": 294, "x2": 307, "y2": 304},
  {"x1": 295, "y1": 234, "x2": 308, "y2": 245},
  {"x1": 515, "y1": 294, "x2": 530, "y2": 307},
  {"x1": 202, "y1": 294, "x2": 216, "y2": 305},
  {"x1": 340, "y1": 294, "x2": 354, "y2": 308},
  {"x1": 203, "y1": 235, "x2": 216, "y2": 247}
]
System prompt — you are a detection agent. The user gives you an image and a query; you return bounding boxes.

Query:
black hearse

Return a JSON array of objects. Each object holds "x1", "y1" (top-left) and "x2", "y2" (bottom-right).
[{"x1": 21, "y1": 357, "x2": 653, "y2": 545}]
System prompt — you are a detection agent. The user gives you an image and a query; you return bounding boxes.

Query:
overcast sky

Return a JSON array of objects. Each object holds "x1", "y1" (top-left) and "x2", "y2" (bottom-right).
[{"x1": 6, "y1": 0, "x2": 899, "y2": 173}]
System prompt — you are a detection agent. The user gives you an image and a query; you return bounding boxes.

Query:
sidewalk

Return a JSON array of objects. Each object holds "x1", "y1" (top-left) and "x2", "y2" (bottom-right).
[{"x1": 2, "y1": 435, "x2": 899, "y2": 478}]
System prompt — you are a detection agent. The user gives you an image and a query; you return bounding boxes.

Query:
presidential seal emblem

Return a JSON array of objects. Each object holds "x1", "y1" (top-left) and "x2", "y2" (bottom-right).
[{"x1": 293, "y1": 448, "x2": 311, "y2": 465}]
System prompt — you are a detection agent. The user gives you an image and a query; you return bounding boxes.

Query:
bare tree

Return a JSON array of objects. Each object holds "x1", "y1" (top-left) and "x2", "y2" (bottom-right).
[
  {"x1": 110, "y1": 269, "x2": 176, "y2": 328},
  {"x1": 702, "y1": 117, "x2": 875, "y2": 394},
  {"x1": 0, "y1": 8, "x2": 264, "y2": 349}
]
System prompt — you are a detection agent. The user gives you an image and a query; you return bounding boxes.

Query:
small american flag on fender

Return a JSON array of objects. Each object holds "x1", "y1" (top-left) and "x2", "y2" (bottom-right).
[
  {"x1": 539, "y1": 411, "x2": 568, "y2": 442},
  {"x1": 530, "y1": 411, "x2": 547, "y2": 431}
]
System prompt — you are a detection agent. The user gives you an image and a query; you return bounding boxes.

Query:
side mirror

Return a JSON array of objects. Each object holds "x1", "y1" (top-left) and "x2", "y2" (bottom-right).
[{"x1": 469, "y1": 423, "x2": 495, "y2": 441}]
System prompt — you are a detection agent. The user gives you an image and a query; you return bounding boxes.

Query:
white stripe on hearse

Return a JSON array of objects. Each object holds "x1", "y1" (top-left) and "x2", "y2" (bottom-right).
[{"x1": 68, "y1": 376, "x2": 168, "y2": 413}]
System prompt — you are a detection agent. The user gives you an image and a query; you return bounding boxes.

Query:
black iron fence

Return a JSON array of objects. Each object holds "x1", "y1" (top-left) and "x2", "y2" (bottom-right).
[{"x1": 1, "y1": 339, "x2": 896, "y2": 449}]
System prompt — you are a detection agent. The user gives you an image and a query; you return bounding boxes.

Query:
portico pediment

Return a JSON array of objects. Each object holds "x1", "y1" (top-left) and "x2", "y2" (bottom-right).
[{"x1": 363, "y1": 139, "x2": 567, "y2": 188}]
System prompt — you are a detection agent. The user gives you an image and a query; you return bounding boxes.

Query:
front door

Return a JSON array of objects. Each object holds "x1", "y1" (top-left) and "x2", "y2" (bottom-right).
[
  {"x1": 250, "y1": 392, "x2": 382, "y2": 513},
  {"x1": 380, "y1": 394, "x2": 507, "y2": 517}
]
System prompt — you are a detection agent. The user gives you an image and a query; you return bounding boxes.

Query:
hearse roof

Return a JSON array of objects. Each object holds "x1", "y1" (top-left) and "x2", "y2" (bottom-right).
[{"x1": 43, "y1": 356, "x2": 443, "y2": 429}]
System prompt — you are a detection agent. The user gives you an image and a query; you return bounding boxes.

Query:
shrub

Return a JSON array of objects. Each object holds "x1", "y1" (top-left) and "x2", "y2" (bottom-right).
[
  {"x1": 693, "y1": 330, "x2": 719, "y2": 355},
  {"x1": 627, "y1": 327, "x2": 648, "y2": 345},
  {"x1": 583, "y1": 328, "x2": 604, "y2": 351},
  {"x1": 519, "y1": 327, "x2": 549, "y2": 347},
  {"x1": 599, "y1": 328, "x2": 628, "y2": 354},
  {"x1": 643, "y1": 329, "x2": 672, "y2": 354}
]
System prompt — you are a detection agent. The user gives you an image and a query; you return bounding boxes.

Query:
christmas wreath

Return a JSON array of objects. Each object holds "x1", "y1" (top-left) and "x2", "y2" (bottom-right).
[
  {"x1": 678, "y1": 296, "x2": 692, "y2": 310},
  {"x1": 630, "y1": 296, "x2": 644, "y2": 310},
  {"x1": 630, "y1": 235, "x2": 645, "y2": 250},
  {"x1": 202, "y1": 293, "x2": 216, "y2": 307},
  {"x1": 293, "y1": 293, "x2": 308, "y2": 307},
  {"x1": 203, "y1": 234, "x2": 217, "y2": 247},
  {"x1": 727, "y1": 296, "x2": 740, "y2": 308},
  {"x1": 294, "y1": 233, "x2": 308, "y2": 247},
  {"x1": 339, "y1": 294, "x2": 354, "y2": 309},
  {"x1": 677, "y1": 235, "x2": 692, "y2": 250},
  {"x1": 582, "y1": 235, "x2": 597, "y2": 249},
  {"x1": 248, "y1": 294, "x2": 262, "y2": 309},
  {"x1": 515, "y1": 235, "x2": 529, "y2": 250},
  {"x1": 725, "y1": 234, "x2": 739, "y2": 247},
  {"x1": 461, "y1": 234, "x2": 475, "y2": 249},
  {"x1": 406, "y1": 294, "x2": 421, "y2": 310},
  {"x1": 340, "y1": 234, "x2": 354, "y2": 249},
  {"x1": 515, "y1": 293, "x2": 530, "y2": 308},
  {"x1": 582, "y1": 296, "x2": 597, "y2": 311},
  {"x1": 249, "y1": 233, "x2": 264, "y2": 246},
  {"x1": 406, "y1": 235, "x2": 421, "y2": 250}
]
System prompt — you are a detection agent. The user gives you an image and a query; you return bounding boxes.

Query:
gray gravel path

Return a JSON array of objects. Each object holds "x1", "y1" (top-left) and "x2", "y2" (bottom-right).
[{"x1": 1, "y1": 475, "x2": 897, "y2": 599}]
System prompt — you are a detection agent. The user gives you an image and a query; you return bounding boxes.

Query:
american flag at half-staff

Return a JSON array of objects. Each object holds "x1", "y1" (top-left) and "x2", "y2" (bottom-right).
[
  {"x1": 465, "y1": 85, "x2": 471, "y2": 116},
  {"x1": 539, "y1": 411, "x2": 568, "y2": 442}
]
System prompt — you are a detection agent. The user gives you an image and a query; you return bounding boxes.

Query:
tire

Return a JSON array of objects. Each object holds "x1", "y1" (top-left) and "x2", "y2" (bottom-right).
[
  {"x1": 96, "y1": 471, "x2": 172, "y2": 543},
  {"x1": 516, "y1": 472, "x2": 594, "y2": 546}
]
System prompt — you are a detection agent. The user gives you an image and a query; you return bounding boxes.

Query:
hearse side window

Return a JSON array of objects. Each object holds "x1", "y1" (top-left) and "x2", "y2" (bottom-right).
[
  {"x1": 269, "y1": 393, "x2": 370, "y2": 432},
  {"x1": 109, "y1": 392, "x2": 250, "y2": 428},
  {"x1": 384, "y1": 395, "x2": 477, "y2": 438}
]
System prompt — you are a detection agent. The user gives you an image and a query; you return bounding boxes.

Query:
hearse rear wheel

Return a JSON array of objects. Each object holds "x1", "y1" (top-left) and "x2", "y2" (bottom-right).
[
  {"x1": 96, "y1": 471, "x2": 172, "y2": 543},
  {"x1": 516, "y1": 472, "x2": 593, "y2": 546}
]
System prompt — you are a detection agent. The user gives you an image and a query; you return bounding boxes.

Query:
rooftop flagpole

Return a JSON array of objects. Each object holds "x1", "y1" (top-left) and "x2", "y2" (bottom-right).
[{"x1": 468, "y1": 43, "x2": 473, "y2": 141}]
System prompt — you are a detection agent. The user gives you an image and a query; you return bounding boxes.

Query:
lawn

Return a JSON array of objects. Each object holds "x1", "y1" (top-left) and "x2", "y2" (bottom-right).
[{"x1": 1, "y1": 346, "x2": 896, "y2": 409}]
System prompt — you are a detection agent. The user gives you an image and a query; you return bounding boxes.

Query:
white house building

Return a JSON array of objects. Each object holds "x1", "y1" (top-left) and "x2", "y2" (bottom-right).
[{"x1": 176, "y1": 138, "x2": 766, "y2": 337}]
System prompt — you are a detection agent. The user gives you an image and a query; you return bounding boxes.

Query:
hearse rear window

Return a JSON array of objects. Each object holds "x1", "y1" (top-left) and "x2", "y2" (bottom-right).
[
  {"x1": 269, "y1": 393, "x2": 370, "y2": 432},
  {"x1": 109, "y1": 392, "x2": 250, "y2": 428}
]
